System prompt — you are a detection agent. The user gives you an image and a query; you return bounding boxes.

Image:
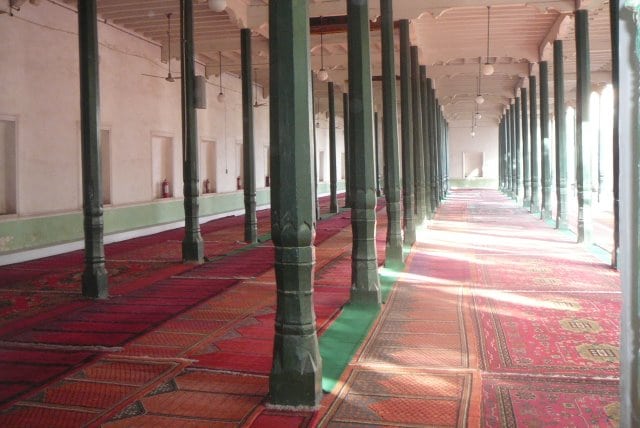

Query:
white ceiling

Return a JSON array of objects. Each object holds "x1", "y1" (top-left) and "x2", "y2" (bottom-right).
[{"x1": 52, "y1": 0, "x2": 612, "y2": 127}]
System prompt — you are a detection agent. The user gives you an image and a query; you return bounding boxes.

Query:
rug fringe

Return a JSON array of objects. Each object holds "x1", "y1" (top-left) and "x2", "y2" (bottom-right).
[{"x1": 0, "y1": 340, "x2": 123, "y2": 353}]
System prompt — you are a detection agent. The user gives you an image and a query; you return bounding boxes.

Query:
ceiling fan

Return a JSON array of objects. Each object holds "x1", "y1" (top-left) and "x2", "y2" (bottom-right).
[
  {"x1": 253, "y1": 69, "x2": 267, "y2": 108},
  {"x1": 142, "y1": 13, "x2": 181, "y2": 82}
]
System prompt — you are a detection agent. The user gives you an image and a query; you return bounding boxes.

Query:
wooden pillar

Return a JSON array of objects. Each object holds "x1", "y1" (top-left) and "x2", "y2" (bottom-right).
[
  {"x1": 554, "y1": 40, "x2": 569, "y2": 230},
  {"x1": 529, "y1": 74, "x2": 540, "y2": 214},
  {"x1": 506, "y1": 106, "x2": 513, "y2": 197},
  {"x1": 241, "y1": 28, "x2": 257, "y2": 243},
  {"x1": 499, "y1": 118, "x2": 505, "y2": 191},
  {"x1": 515, "y1": 96, "x2": 522, "y2": 201},
  {"x1": 619, "y1": 2, "x2": 639, "y2": 424},
  {"x1": 399, "y1": 20, "x2": 415, "y2": 245},
  {"x1": 428, "y1": 81, "x2": 438, "y2": 211},
  {"x1": 268, "y1": 0, "x2": 322, "y2": 407},
  {"x1": 575, "y1": 9, "x2": 593, "y2": 243},
  {"x1": 180, "y1": 0, "x2": 204, "y2": 263},
  {"x1": 374, "y1": 111, "x2": 382, "y2": 197},
  {"x1": 521, "y1": 88, "x2": 530, "y2": 208},
  {"x1": 379, "y1": 0, "x2": 403, "y2": 268},
  {"x1": 347, "y1": 0, "x2": 381, "y2": 306},
  {"x1": 539, "y1": 60, "x2": 553, "y2": 221},
  {"x1": 343, "y1": 92, "x2": 351, "y2": 208},
  {"x1": 329, "y1": 81, "x2": 339, "y2": 213},
  {"x1": 420, "y1": 66, "x2": 433, "y2": 218},
  {"x1": 611, "y1": 0, "x2": 620, "y2": 267},
  {"x1": 411, "y1": 46, "x2": 427, "y2": 223},
  {"x1": 78, "y1": 0, "x2": 108, "y2": 298}
]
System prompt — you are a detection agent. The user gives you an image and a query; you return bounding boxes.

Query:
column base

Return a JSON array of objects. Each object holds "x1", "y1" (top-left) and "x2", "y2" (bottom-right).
[
  {"x1": 269, "y1": 332, "x2": 323, "y2": 408},
  {"x1": 182, "y1": 237, "x2": 204, "y2": 263},
  {"x1": 82, "y1": 265, "x2": 108, "y2": 299}
]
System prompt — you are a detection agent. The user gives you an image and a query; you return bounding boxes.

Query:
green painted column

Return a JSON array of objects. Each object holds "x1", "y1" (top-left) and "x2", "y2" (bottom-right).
[
  {"x1": 610, "y1": 0, "x2": 620, "y2": 267},
  {"x1": 399, "y1": 20, "x2": 415, "y2": 245},
  {"x1": 499, "y1": 118, "x2": 504, "y2": 191},
  {"x1": 241, "y1": 28, "x2": 258, "y2": 243},
  {"x1": 529, "y1": 74, "x2": 540, "y2": 214},
  {"x1": 428, "y1": 81, "x2": 438, "y2": 211},
  {"x1": 510, "y1": 104, "x2": 517, "y2": 198},
  {"x1": 505, "y1": 106, "x2": 513, "y2": 197},
  {"x1": 444, "y1": 120, "x2": 450, "y2": 195},
  {"x1": 329, "y1": 81, "x2": 339, "y2": 213},
  {"x1": 620, "y1": 2, "x2": 639, "y2": 424},
  {"x1": 374, "y1": 112, "x2": 382, "y2": 197},
  {"x1": 575, "y1": 9, "x2": 593, "y2": 243},
  {"x1": 78, "y1": 0, "x2": 108, "y2": 299},
  {"x1": 180, "y1": 0, "x2": 204, "y2": 263},
  {"x1": 411, "y1": 46, "x2": 427, "y2": 223},
  {"x1": 554, "y1": 40, "x2": 569, "y2": 230},
  {"x1": 521, "y1": 88, "x2": 530, "y2": 208},
  {"x1": 268, "y1": 0, "x2": 322, "y2": 407},
  {"x1": 343, "y1": 92, "x2": 352, "y2": 208},
  {"x1": 347, "y1": 0, "x2": 381, "y2": 306},
  {"x1": 437, "y1": 103, "x2": 445, "y2": 204},
  {"x1": 515, "y1": 96, "x2": 522, "y2": 201},
  {"x1": 420, "y1": 66, "x2": 433, "y2": 218},
  {"x1": 379, "y1": 0, "x2": 402, "y2": 269},
  {"x1": 539, "y1": 61, "x2": 553, "y2": 221},
  {"x1": 311, "y1": 73, "x2": 320, "y2": 221}
]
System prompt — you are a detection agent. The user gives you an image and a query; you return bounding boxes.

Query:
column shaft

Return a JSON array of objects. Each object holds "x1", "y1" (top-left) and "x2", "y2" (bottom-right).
[
  {"x1": 347, "y1": 0, "x2": 381, "y2": 305},
  {"x1": 379, "y1": 0, "x2": 402, "y2": 268},
  {"x1": 521, "y1": 88, "x2": 530, "y2": 208},
  {"x1": 78, "y1": 0, "x2": 108, "y2": 298},
  {"x1": 554, "y1": 40, "x2": 569, "y2": 229},
  {"x1": 241, "y1": 28, "x2": 257, "y2": 243},
  {"x1": 428, "y1": 82, "x2": 438, "y2": 210},
  {"x1": 610, "y1": 0, "x2": 620, "y2": 267},
  {"x1": 515, "y1": 97, "x2": 522, "y2": 201},
  {"x1": 268, "y1": 0, "x2": 322, "y2": 407},
  {"x1": 374, "y1": 112, "x2": 382, "y2": 196},
  {"x1": 530, "y1": 75, "x2": 540, "y2": 214},
  {"x1": 180, "y1": 0, "x2": 204, "y2": 262},
  {"x1": 575, "y1": 9, "x2": 593, "y2": 243},
  {"x1": 540, "y1": 61, "x2": 553, "y2": 220},
  {"x1": 343, "y1": 93, "x2": 351, "y2": 207},
  {"x1": 411, "y1": 46, "x2": 427, "y2": 223},
  {"x1": 420, "y1": 66, "x2": 433, "y2": 218},
  {"x1": 329, "y1": 82, "x2": 338, "y2": 213},
  {"x1": 399, "y1": 20, "x2": 415, "y2": 245},
  {"x1": 506, "y1": 107, "x2": 513, "y2": 196}
]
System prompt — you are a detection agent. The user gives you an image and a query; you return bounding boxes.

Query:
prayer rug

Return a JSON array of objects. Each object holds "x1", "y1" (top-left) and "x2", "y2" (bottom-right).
[
  {"x1": 472, "y1": 291, "x2": 620, "y2": 378},
  {"x1": 318, "y1": 368, "x2": 473, "y2": 427},
  {"x1": 482, "y1": 376, "x2": 620, "y2": 427}
]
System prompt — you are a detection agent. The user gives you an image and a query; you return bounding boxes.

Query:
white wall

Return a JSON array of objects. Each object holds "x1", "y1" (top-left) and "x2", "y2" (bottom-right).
[
  {"x1": 0, "y1": 1, "x2": 273, "y2": 218},
  {"x1": 448, "y1": 124, "x2": 499, "y2": 180}
]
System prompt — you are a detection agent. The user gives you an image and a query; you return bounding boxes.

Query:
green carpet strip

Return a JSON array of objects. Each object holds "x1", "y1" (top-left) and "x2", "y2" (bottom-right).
[{"x1": 319, "y1": 263, "x2": 402, "y2": 393}]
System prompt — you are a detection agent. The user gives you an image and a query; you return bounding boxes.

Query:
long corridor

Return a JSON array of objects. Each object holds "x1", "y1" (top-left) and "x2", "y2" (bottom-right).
[
  {"x1": 0, "y1": 189, "x2": 621, "y2": 427},
  {"x1": 318, "y1": 189, "x2": 620, "y2": 427}
]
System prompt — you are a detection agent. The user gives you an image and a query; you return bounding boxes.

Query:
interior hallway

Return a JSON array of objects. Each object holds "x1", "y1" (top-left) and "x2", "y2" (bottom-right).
[{"x1": 0, "y1": 189, "x2": 620, "y2": 427}]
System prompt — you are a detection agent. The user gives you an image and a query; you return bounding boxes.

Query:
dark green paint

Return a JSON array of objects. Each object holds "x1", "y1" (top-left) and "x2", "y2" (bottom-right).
[
  {"x1": 242, "y1": 28, "x2": 258, "y2": 243},
  {"x1": 575, "y1": 9, "x2": 592, "y2": 243},
  {"x1": 554, "y1": 40, "x2": 569, "y2": 230},
  {"x1": 347, "y1": 0, "x2": 381, "y2": 306},
  {"x1": 521, "y1": 88, "x2": 530, "y2": 208},
  {"x1": 420, "y1": 66, "x2": 433, "y2": 218},
  {"x1": 78, "y1": 0, "x2": 108, "y2": 298},
  {"x1": 329, "y1": 81, "x2": 339, "y2": 214},
  {"x1": 180, "y1": 0, "x2": 204, "y2": 263},
  {"x1": 529, "y1": 75, "x2": 540, "y2": 214},
  {"x1": 411, "y1": 46, "x2": 427, "y2": 224},
  {"x1": 380, "y1": 0, "x2": 403, "y2": 269},
  {"x1": 399, "y1": 20, "x2": 415, "y2": 245},
  {"x1": 268, "y1": 0, "x2": 322, "y2": 407},
  {"x1": 539, "y1": 61, "x2": 553, "y2": 221}
]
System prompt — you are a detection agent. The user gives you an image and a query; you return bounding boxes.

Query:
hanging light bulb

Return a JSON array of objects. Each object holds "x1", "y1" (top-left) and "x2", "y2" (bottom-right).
[
  {"x1": 475, "y1": 95, "x2": 485, "y2": 104},
  {"x1": 217, "y1": 51, "x2": 225, "y2": 103},
  {"x1": 317, "y1": 31, "x2": 329, "y2": 82},
  {"x1": 483, "y1": 6, "x2": 495, "y2": 76},
  {"x1": 475, "y1": 112, "x2": 482, "y2": 120},
  {"x1": 471, "y1": 130, "x2": 476, "y2": 137},
  {"x1": 208, "y1": 0, "x2": 227, "y2": 12}
]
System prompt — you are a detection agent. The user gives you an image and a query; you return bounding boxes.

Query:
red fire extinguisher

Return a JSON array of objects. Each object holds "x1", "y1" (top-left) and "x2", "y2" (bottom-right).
[
  {"x1": 203, "y1": 178, "x2": 210, "y2": 194},
  {"x1": 162, "y1": 178, "x2": 170, "y2": 198}
]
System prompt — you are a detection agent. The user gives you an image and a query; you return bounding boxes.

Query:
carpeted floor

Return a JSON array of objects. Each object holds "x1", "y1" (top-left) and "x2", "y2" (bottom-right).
[{"x1": 0, "y1": 190, "x2": 621, "y2": 427}]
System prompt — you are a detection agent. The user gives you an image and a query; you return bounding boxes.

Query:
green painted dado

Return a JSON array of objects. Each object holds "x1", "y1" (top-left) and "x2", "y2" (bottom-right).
[
  {"x1": 450, "y1": 178, "x2": 499, "y2": 189},
  {"x1": 0, "y1": 189, "x2": 270, "y2": 255}
]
